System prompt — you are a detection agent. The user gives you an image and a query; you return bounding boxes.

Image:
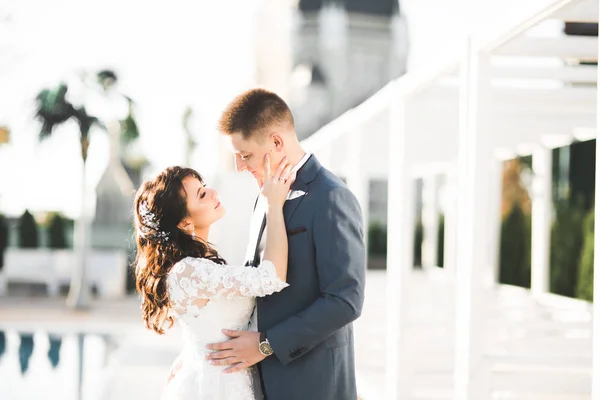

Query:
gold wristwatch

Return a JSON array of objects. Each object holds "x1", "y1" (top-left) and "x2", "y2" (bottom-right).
[{"x1": 258, "y1": 332, "x2": 273, "y2": 356}]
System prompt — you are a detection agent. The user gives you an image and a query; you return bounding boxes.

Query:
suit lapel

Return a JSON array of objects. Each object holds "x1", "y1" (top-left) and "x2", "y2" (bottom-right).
[
  {"x1": 283, "y1": 154, "x2": 321, "y2": 224},
  {"x1": 251, "y1": 154, "x2": 323, "y2": 265},
  {"x1": 284, "y1": 180, "x2": 308, "y2": 226}
]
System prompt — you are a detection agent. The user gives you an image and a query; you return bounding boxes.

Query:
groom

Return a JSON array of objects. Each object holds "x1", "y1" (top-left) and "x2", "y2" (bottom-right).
[{"x1": 207, "y1": 88, "x2": 366, "y2": 399}]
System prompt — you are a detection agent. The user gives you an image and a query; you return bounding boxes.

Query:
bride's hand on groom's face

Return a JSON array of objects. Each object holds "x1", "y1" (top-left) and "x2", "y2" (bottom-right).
[
  {"x1": 205, "y1": 330, "x2": 266, "y2": 373},
  {"x1": 261, "y1": 154, "x2": 296, "y2": 208}
]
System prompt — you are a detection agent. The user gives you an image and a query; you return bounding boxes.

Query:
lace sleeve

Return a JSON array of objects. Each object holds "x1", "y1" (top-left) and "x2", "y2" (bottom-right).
[{"x1": 167, "y1": 257, "x2": 288, "y2": 305}]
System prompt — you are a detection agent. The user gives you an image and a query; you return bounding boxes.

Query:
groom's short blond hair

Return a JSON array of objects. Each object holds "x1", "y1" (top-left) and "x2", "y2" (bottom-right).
[{"x1": 218, "y1": 88, "x2": 295, "y2": 141}]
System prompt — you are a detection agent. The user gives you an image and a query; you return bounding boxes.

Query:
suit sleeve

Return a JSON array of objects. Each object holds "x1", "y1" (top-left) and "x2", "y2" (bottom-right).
[{"x1": 266, "y1": 186, "x2": 366, "y2": 365}]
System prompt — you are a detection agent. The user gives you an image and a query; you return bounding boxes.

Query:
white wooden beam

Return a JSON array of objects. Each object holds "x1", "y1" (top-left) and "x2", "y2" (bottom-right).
[
  {"x1": 491, "y1": 130, "x2": 598, "y2": 157},
  {"x1": 483, "y1": 0, "x2": 585, "y2": 53},
  {"x1": 454, "y1": 36, "x2": 490, "y2": 400},
  {"x1": 485, "y1": 160, "x2": 503, "y2": 288},
  {"x1": 494, "y1": 35, "x2": 598, "y2": 60},
  {"x1": 542, "y1": 133, "x2": 580, "y2": 148},
  {"x1": 386, "y1": 95, "x2": 415, "y2": 400},
  {"x1": 573, "y1": 126, "x2": 597, "y2": 141},
  {"x1": 491, "y1": 64, "x2": 598, "y2": 83},
  {"x1": 421, "y1": 175, "x2": 440, "y2": 268},
  {"x1": 530, "y1": 146, "x2": 553, "y2": 297},
  {"x1": 443, "y1": 168, "x2": 458, "y2": 277},
  {"x1": 491, "y1": 117, "x2": 596, "y2": 137},
  {"x1": 345, "y1": 128, "x2": 370, "y2": 249},
  {"x1": 410, "y1": 162, "x2": 456, "y2": 178},
  {"x1": 417, "y1": 85, "x2": 596, "y2": 115},
  {"x1": 551, "y1": 0, "x2": 599, "y2": 23}
]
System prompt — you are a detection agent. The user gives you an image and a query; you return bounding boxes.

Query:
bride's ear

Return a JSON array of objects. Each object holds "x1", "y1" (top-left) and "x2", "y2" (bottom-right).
[{"x1": 177, "y1": 218, "x2": 193, "y2": 233}]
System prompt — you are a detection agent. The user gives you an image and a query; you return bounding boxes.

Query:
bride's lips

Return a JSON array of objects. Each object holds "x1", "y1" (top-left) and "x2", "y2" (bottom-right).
[{"x1": 215, "y1": 202, "x2": 221, "y2": 209}]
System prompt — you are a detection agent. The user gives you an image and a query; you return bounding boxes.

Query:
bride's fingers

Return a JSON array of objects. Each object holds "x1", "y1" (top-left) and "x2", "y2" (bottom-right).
[
  {"x1": 272, "y1": 156, "x2": 289, "y2": 182},
  {"x1": 279, "y1": 164, "x2": 293, "y2": 183},
  {"x1": 285, "y1": 171, "x2": 297, "y2": 186},
  {"x1": 263, "y1": 153, "x2": 271, "y2": 181}
]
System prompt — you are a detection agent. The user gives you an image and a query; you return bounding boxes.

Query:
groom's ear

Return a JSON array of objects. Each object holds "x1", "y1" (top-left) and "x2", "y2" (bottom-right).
[{"x1": 271, "y1": 133, "x2": 284, "y2": 151}]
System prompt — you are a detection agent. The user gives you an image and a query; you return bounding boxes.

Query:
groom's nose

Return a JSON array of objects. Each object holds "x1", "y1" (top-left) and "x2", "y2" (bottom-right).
[{"x1": 235, "y1": 158, "x2": 247, "y2": 172}]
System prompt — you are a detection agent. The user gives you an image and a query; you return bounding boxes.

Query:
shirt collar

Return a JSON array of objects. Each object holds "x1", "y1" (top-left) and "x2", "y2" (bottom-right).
[{"x1": 291, "y1": 152, "x2": 311, "y2": 175}]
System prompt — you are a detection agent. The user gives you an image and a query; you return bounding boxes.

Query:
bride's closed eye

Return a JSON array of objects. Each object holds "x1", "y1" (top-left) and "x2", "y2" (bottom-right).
[{"x1": 197, "y1": 183, "x2": 208, "y2": 199}]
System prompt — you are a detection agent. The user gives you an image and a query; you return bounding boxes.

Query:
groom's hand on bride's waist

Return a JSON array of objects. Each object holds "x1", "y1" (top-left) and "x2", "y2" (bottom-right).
[{"x1": 206, "y1": 330, "x2": 266, "y2": 373}]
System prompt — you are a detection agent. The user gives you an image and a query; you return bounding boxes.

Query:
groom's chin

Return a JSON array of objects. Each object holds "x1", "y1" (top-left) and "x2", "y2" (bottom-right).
[{"x1": 250, "y1": 172, "x2": 263, "y2": 183}]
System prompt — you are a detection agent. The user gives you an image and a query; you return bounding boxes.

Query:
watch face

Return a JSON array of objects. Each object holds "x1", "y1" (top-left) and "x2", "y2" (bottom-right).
[{"x1": 259, "y1": 342, "x2": 273, "y2": 356}]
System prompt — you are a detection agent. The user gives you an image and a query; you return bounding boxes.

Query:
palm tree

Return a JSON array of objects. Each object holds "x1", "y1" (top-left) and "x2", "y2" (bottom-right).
[
  {"x1": 34, "y1": 70, "x2": 135, "y2": 309},
  {"x1": 35, "y1": 82, "x2": 99, "y2": 309},
  {"x1": 182, "y1": 106, "x2": 197, "y2": 166}
]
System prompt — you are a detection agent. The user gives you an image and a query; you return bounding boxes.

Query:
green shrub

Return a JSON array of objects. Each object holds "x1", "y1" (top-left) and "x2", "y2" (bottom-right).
[
  {"x1": 47, "y1": 213, "x2": 68, "y2": 249},
  {"x1": 550, "y1": 200, "x2": 585, "y2": 297},
  {"x1": 18, "y1": 210, "x2": 38, "y2": 249},
  {"x1": 368, "y1": 221, "x2": 387, "y2": 256},
  {"x1": 414, "y1": 219, "x2": 424, "y2": 267},
  {"x1": 437, "y1": 214, "x2": 445, "y2": 267},
  {"x1": 0, "y1": 214, "x2": 8, "y2": 270},
  {"x1": 499, "y1": 204, "x2": 531, "y2": 288},
  {"x1": 576, "y1": 209, "x2": 594, "y2": 302}
]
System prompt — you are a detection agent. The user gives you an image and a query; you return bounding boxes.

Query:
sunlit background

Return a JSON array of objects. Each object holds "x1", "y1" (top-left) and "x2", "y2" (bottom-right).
[{"x1": 1, "y1": 0, "x2": 599, "y2": 399}]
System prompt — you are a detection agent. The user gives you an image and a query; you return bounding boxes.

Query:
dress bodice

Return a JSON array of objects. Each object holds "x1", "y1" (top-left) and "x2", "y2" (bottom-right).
[{"x1": 161, "y1": 257, "x2": 288, "y2": 399}]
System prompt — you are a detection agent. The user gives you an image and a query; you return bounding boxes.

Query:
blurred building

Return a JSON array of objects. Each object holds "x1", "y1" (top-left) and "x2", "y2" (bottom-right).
[{"x1": 289, "y1": 0, "x2": 409, "y2": 140}]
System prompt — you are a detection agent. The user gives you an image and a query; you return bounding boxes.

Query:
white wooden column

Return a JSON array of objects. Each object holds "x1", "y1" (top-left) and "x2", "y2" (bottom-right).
[
  {"x1": 386, "y1": 95, "x2": 414, "y2": 400},
  {"x1": 454, "y1": 37, "x2": 490, "y2": 400},
  {"x1": 346, "y1": 129, "x2": 370, "y2": 246},
  {"x1": 530, "y1": 146, "x2": 553, "y2": 296},
  {"x1": 444, "y1": 167, "x2": 458, "y2": 276},
  {"x1": 591, "y1": 9, "x2": 600, "y2": 398},
  {"x1": 485, "y1": 159, "x2": 503, "y2": 288},
  {"x1": 422, "y1": 174, "x2": 440, "y2": 268}
]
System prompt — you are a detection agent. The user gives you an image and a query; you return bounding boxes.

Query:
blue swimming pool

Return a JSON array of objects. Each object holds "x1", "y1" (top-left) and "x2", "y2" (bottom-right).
[{"x1": 0, "y1": 330, "x2": 121, "y2": 400}]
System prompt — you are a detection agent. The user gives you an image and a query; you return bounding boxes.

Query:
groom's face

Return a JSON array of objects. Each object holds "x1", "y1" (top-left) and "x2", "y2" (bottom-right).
[{"x1": 227, "y1": 132, "x2": 283, "y2": 185}]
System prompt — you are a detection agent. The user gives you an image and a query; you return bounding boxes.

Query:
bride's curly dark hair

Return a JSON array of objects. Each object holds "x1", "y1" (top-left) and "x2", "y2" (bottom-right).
[{"x1": 132, "y1": 166, "x2": 226, "y2": 334}]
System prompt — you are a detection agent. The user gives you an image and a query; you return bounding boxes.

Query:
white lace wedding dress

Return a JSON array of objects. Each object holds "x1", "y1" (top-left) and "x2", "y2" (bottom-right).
[{"x1": 160, "y1": 256, "x2": 288, "y2": 400}]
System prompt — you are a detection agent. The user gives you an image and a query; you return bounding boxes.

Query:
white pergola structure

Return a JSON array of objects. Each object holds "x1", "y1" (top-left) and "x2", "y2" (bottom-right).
[{"x1": 302, "y1": 0, "x2": 600, "y2": 398}]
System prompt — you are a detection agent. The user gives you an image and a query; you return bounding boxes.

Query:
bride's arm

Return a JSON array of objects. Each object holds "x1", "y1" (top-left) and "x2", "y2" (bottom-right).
[
  {"x1": 168, "y1": 257, "x2": 289, "y2": 302},
  {"x1": 260, "y1": 153, "x2": 294, "y2": 282},
  {"x1": 262, "y1": 203, "x2": 288, "y2": 282}
]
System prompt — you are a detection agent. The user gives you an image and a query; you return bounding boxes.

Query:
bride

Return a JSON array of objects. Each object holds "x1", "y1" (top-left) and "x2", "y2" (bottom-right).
[{"x1": 131, "y1": 154, "x2": 295, "y2": 399}]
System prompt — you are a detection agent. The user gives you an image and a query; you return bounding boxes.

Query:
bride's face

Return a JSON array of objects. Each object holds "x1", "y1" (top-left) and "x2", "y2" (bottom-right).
[{"x1": 180, "y1": 176, "x2": 225, "y2": 230}]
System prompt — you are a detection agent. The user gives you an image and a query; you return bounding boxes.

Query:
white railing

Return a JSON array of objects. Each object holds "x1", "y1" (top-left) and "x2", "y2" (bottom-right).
[
  {"x1": 301, "y1": 0, "x2": 598, "y2": 398},
  {"x1": 0, "y1": 249, "x2": 128, "y2": 298}
]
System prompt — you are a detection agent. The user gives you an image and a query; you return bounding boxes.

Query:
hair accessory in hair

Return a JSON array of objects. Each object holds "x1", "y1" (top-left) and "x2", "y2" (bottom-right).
[{"x1": 138, "y1": 201, "x2": 170, "y2": 242}]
